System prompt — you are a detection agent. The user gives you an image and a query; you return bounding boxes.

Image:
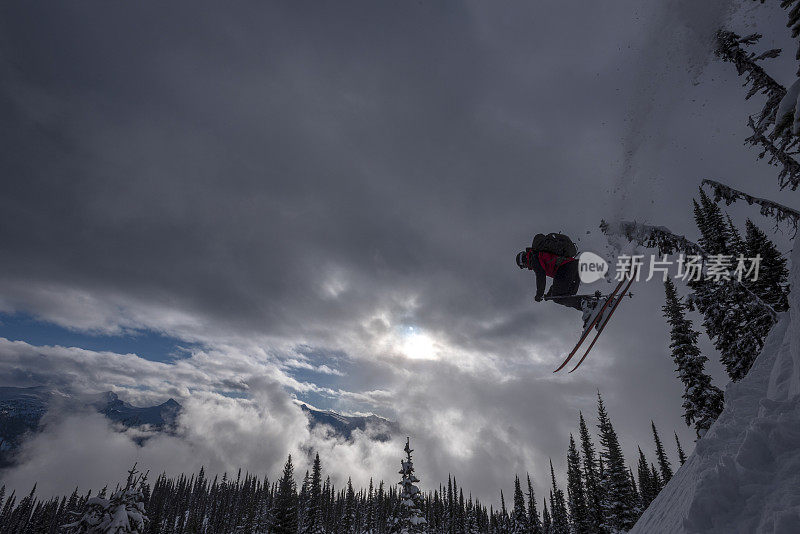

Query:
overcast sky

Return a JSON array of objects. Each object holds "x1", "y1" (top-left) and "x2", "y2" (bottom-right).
[{"x1": 2, "y1": 0, "x2": 800, "y2": 505}]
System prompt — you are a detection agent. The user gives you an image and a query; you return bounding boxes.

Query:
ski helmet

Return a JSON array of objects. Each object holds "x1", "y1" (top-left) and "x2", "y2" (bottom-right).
[{"x1": 516, "y1": 250, "x2": 529, "y2": 269}]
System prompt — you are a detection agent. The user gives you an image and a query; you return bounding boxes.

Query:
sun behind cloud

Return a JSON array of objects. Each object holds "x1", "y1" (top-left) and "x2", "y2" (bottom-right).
[{"x1": 400, "y1": 327, "x2": 438, "y2": 360}]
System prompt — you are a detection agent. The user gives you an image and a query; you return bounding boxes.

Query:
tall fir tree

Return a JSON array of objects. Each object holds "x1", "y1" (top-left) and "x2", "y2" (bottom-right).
[
  {"x1": 272, "y1": 455, "x2": 298, "y2": 534},
  {"x1": 578, "y1": 411, "x2": 605, "y2": 533},
  {"x1": 663, "y1": 278, "x2": 725, "y2": 436},
  {"x1": 510, "y1": 476, "x2": 528, "y2": 534},
  {"x1": 726, "y1": 214, "x2": 746, "y2": 257},
  {"x1": 527, "y1": 473, "x2": 543, "y2": 534},
  {"x1": 627, "y1": 468, "x2": 641, "y2": 520},
  {"x1": 745, "y1": 219, "x2": 790, "y2": 312},
  {"x1": 548, "y1": 461, "x2": 569, "y2": 534},
  {"x1": 651, "y1": 422, "x2": 673, "y2": 485},
  {"x1": 674, "y1": 432, "x2": 687, "y2": 466},
  {"x1": 697, "y1": 189, "x2": 734, "y2": 254},
  {"x1": 691, "y1": 192, "x2": 778, "y2": 382},
  {"x1": 596, "y1": 393, "x2": 638, "y2": 532},
  {"x1": 396, "y1": 438, "x2": 426, "y2": 533},
  {"x1": 566, "y1": 435, "x2": 591, "y2": 534},
  {"x1": 636, "y1": 447, "x2": 656, "y2": 510},
  {"x1": 541, "y1": 498, "x2": 551, "y2": 534},
  {"x1": 649, "y1": 464, "x2": 662, "y2": 495}
]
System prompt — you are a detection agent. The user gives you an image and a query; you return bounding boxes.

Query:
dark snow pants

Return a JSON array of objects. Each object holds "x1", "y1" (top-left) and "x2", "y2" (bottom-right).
[{"x1": 546, "y1": 261, "x2": 582, "y2": 310}]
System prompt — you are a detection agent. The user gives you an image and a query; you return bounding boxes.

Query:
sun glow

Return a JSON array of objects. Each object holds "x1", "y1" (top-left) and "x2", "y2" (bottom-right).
[{"x1": 400, "y1": 327, "x2": 438, "y2": 360}]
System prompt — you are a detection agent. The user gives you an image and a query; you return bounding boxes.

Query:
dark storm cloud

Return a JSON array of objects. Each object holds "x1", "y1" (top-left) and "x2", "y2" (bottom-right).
[
  {"x1": 0, "y1": 0, "x2": 623, "y2": 341},
  {"x1": 2, "y1": 0, "x2": 798, "y2": 502}
]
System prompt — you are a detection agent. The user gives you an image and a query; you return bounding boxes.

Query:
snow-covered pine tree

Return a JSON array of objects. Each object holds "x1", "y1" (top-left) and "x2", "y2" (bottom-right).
[
  {"x1": 566, "y1": 435, "x2": 591, "y2": 534},
  {"x1": 636, "y1": 447, "x2": 656, "y2": 510},
  {"x1": 713, "y1": 29, "x2": 800, "y2": 190},
  {"x1": 457, "y1": 488, "x2": 466, "y2": 533},
  {"x1": 302, "y1": 453, "x2": 324, "y2": 534},
  {"x1": 548, "y1": 461, "x2": 569, "y2": 534},
  {"x1": 510, "y1": 476, "x2": 528, "y2": 534},
  {"x1": 690, "y1": 197, "x2": 774, "y2": 381},
  {"x1": 663, "y1": 278, "x2": 725, "y2": 436},
  {"x1": 395, "y1": 438, "x2": 426, "y2": 534},
  {"x1": 578, "y1": 411, "x2": 605, "y2": 533},
  {"x1": 674, "y1": 432, "x2": 687, "y2": 466},
  {"x1": 745, "y1": 219, "x2": 790, "y2": 312},
  {"x1": 526, "y1": 473, "x2": 543, "y2": 534},
  {"x1": 627, "y1": 468, "x2": 641, "y2": 521},
  {"x1": 596, "y1": 393, "x2": 637, "y2": 533},
  {"x1": 364, "y1": 478, "x2": 375, "y2": 534},
  {"x1": 271, "y1": 455, "x2": 298, "y2": 534},
  {"x1": 63, "y1": 466, "x2": 148, "y2": 534},
  {"x1": 298, "y1": 470, "x2": 311, "y2": 533},
  {"x1": 464, "y1": 495, "x2": 476, "y2": 534},
  {"x1": 697, "y1": 189, "x2": 734, "y2": 254},
  {"x1": 648, "y1": 464, "x2": 662, "y2": 495},
  {"x1": 727, "y1": 214, "x2": 747, "y2": 257},
  {"x1": 541, "y1": 498, "x2": 551, "y2": 534},
  {"x1": 689, "y1": 192, "x2": 755, "y2": 376},
  {"x1": 341, "y1": 478, "x2": 355, "y2": 533},
  {"x1": 650, "y1": 422, "x2": 673, "y2": 485},
  {"x1": 499, "y1": 489, "x2": 510, "y2": 534}
]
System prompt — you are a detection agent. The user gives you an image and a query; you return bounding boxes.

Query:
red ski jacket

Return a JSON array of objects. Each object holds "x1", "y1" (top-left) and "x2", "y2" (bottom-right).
[{"x1": 537, "y1": 251, "x2": 576, "y2": 277}]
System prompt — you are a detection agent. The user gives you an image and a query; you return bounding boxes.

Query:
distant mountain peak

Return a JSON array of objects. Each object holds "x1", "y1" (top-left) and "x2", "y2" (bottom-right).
[{"x1": 298, "y1": 402, "x2": 398, "y2": 442}]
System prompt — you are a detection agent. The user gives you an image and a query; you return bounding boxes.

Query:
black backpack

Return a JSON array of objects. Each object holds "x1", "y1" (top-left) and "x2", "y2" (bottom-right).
[{"x1": 531, "y1": 233, "x2": 577, "y2": 258}]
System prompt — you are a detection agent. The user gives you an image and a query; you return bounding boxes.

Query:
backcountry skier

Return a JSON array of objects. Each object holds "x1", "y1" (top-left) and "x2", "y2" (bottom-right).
[{"x1": 516, "y1": 233, "x2": 582, "y2": 310}]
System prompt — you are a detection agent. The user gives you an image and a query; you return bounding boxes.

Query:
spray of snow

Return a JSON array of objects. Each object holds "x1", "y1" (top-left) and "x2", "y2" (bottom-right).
[
  {"x1": 631, "y1": 242, "x2": 800, "y2": 533},
  {"x1": 612, "y1": 0, "x2": 738, "y2": 219}
]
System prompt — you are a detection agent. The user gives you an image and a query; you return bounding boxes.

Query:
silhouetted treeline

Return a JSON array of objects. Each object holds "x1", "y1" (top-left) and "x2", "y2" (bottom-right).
[{"x1": 0, "y1": 393, "x2": 687, "y2": 533}]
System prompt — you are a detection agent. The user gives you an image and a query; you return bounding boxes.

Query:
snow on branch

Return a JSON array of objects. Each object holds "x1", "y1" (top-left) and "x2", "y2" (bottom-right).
[
  {"x1": 715, "y1": 29, "x2": 800, "y2": 190},
  {"x1": 701, "y1": 178, "x2": 800, "y2": 235},
  {"x1": 600, "y1": 219, "x2": 779, "y2": 320},
  {"x1": 599, "y1": 220, "x2": 705, "y2": 257}
]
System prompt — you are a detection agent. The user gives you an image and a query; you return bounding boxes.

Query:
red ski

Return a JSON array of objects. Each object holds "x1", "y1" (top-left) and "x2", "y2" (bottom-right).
[
  {"x1": 552, "y1": 276, "x2": 628, "y2": 373},
  {"x1": 568, "y1": 271, "x2": 637, "y2": 373}
]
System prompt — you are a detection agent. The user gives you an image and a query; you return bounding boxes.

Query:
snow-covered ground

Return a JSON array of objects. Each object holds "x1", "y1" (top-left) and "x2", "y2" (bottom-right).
[{"x1": 631, "y1": 247, "x2": 800, "y2": 533}]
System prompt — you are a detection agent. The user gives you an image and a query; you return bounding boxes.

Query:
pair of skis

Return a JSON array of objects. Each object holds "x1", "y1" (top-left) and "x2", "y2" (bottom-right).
[{"x1": 553, "y1": 268, "x2": 637, "y2": 373}]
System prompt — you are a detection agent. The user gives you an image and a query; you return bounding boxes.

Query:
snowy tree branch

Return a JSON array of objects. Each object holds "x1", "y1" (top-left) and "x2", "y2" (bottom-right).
[
  {"x1": 600, "y1": 219, "x2": 779, "y2": 320},
  {"x1": 701, "y1": 178, "x2": 800, "y2": 235},
  {"x1": 715, "y1": 29, "x2": 800, "y2": 190}
]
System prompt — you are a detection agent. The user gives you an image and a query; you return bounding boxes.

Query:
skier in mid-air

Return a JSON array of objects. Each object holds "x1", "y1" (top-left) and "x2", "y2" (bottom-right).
[
  {"x1": 516, "y1": 233, "x2": 582, "y2": 309},
  {"x1": 516, "y1": 232, "x2": 637, "y2": 373}
]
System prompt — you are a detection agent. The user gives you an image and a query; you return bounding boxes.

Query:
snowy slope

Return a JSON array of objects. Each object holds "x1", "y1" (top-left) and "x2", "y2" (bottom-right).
[{"x1": 631, "y1": 248, "x2": 800, "y2": 533}]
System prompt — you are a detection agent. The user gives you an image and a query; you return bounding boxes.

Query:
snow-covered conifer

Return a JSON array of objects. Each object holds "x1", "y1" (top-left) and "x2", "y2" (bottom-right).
[
  {"x1": 713, "y1": 30, "x2": 800, "y2": 190},
  {"x1": 578, "y1": 411, "x2": 605, "y2": 533},
  {"x1": 636, "y1": 447, "x2": 655, "y2": 510},
  {"x1": 63, "y1": 466, "x2": 148, "y2": 534},
  {"x1": 302, "y1": 453, "x2": 324, "y2": 534},
  {"x1": 745, "y1": 219, "x2": 790, "y2": 312},
  {"x1": 596, "y1": 393, "x2": 637, "y2": 532},
  {"x1": 649, "y1": 464, "x2": 661, "y2": 495},
  {"x1": 526, "y1": 473, "x2": 543, "y2": 534},
  {"x1": 564, "y1": 435, "x2": 590, "y2": 534},
  {"x1": 651, "y1": 422, "x2": 673, "y2": 484},
  {"x1": 674, "y1": 433, "x2": 687, "y2": 466},
  {"x1": 396, "y1": 438, "x2": 426, "y2": 533},
  {"x1": 548, "y1": 461, "x2": 569, "y2": 534},
  {"x1": 271, "y1": 455, "x2": 298, "y2": 534},
  {"x1": 510, "y1": 476, "x2": 528, "y2": 534},
  {"x1": 541, "y1": 498, "x2": 551, "y2": 534},
  {"x1": 663, "y1": 278, "x2": 725, "y2": 436}
]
